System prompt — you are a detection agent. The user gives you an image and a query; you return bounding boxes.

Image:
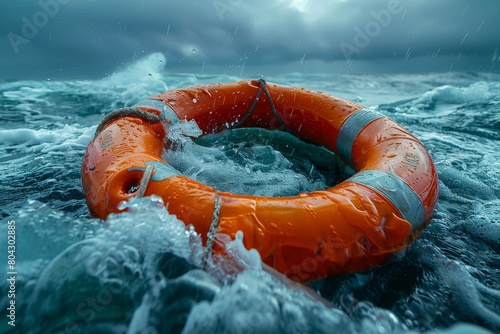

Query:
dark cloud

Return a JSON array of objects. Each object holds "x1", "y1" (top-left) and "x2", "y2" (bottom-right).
[{"x1": 1, "y1": 0, "x2": 498, "y2": 80}]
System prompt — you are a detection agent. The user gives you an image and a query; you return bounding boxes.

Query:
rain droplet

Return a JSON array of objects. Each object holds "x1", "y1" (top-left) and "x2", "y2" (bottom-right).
[{"x1": 192, "y1": 48, "x2": 197, "y2": 54}]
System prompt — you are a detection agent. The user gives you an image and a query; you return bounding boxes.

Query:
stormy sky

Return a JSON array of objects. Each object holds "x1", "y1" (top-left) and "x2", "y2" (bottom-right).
[{"x1": 1, "y1": 0, "x2": 499, "y2": 80}]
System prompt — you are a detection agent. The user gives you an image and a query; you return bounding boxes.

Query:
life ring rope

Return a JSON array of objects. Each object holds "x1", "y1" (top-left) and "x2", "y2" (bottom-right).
[
  {"x1": 94, "y1": 107, "x2": 164, "y2": 135},
  {"x1": 204, "y1": 193, "x2": 221, "y2": 268},
  {"x1": 135, "y1": 163, "x2": 155, "y2": 198},
  {"x1": 228, "y1": 79, "x2": 271, "y2": 129}
]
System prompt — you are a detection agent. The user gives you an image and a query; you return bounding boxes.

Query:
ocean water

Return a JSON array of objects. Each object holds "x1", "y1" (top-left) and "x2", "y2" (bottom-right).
[{"x1": 0, "y1": 53, "x2": 499, "y2": 334}]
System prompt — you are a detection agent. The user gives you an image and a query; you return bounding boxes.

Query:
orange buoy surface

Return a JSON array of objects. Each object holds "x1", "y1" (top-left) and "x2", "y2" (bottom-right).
[{"x1": 82, "y1": 79, "x2": 439, "y2": 282}]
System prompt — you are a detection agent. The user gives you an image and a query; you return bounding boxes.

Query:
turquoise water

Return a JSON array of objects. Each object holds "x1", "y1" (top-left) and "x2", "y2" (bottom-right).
[{"x1": 0, "y1": 53, "x2": 499, "y2": 333}]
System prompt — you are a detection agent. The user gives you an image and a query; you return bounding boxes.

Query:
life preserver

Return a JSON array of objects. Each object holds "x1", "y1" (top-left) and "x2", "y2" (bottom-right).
[{"x1": 82, "y1": 79, "x2": 439, "y2": 282}]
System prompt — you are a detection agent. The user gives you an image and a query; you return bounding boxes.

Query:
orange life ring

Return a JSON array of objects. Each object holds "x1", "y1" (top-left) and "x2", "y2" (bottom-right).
[{"x1": 82, "y1": 79, "x2": 439, "y2": 282}]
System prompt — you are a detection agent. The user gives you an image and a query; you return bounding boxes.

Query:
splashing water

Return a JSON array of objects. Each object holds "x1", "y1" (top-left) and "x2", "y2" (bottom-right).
[
  {"x1": 164, "y1": 122, "x2": 350, "y2": 197},
  {"x1": 0, "y1": 53, "x2": 499, "y2": 333}
]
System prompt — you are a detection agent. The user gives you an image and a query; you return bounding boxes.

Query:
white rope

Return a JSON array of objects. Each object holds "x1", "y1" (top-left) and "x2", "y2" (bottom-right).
[
  {"x1": 136, "y1": 164, "x2": 155, "y2": 198},
  {"x1": 203, "y1": 193, "x2": 221, "y2": 268}
]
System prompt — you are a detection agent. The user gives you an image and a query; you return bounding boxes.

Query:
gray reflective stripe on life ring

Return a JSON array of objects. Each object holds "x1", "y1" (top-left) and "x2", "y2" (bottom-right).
[
  {"x1": 128, "y1": 161, "x2": 181, "y2": 181},
  {"x1": 133, "y1": 99, "x2": 180, "y2": 123},
  {"x1": 347, "y1": 170, "x2": 425, "y2": 229},
  {"x1": 336, "y1": 109, "x2": 384, "y2": 168}
]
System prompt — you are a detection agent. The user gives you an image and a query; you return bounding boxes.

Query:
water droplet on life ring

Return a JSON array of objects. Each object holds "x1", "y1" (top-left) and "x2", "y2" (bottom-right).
[{"x1": 89, "y1": 164, "x2": 95, "y2": 171}]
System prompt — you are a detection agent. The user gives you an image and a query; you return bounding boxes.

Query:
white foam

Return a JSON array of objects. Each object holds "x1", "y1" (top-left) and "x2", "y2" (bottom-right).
[
  {"x1": 163, "y1": 124, "x2": 335, "y2": 196},
  {"x1": 0, "y1": 124, "x2": 95, "y2": 154},
  {"x1": 166, "y1": 119, "x2": 203, "y2": 142},
  {"x1": 406, "y1": 81, "x2": 499, "y2": 120},
  {"x1": 99, "y1": 52, "x2": 169, "y2": 107},
  {"x1": 183, "y1": 270, "x2": 355, "y2": 333},
  {"x1": 104, "y1": 52, "x2": 166, "y2": 85},
  {"x1": 110, "y1": 196, "x2": 204, "y2": 267},
  {"x1": 416, "y1": 82, "x2": 492, "y2": 105},
  {"x1": 0, "y1": 52, "x2": 170, "y2": 120}
]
